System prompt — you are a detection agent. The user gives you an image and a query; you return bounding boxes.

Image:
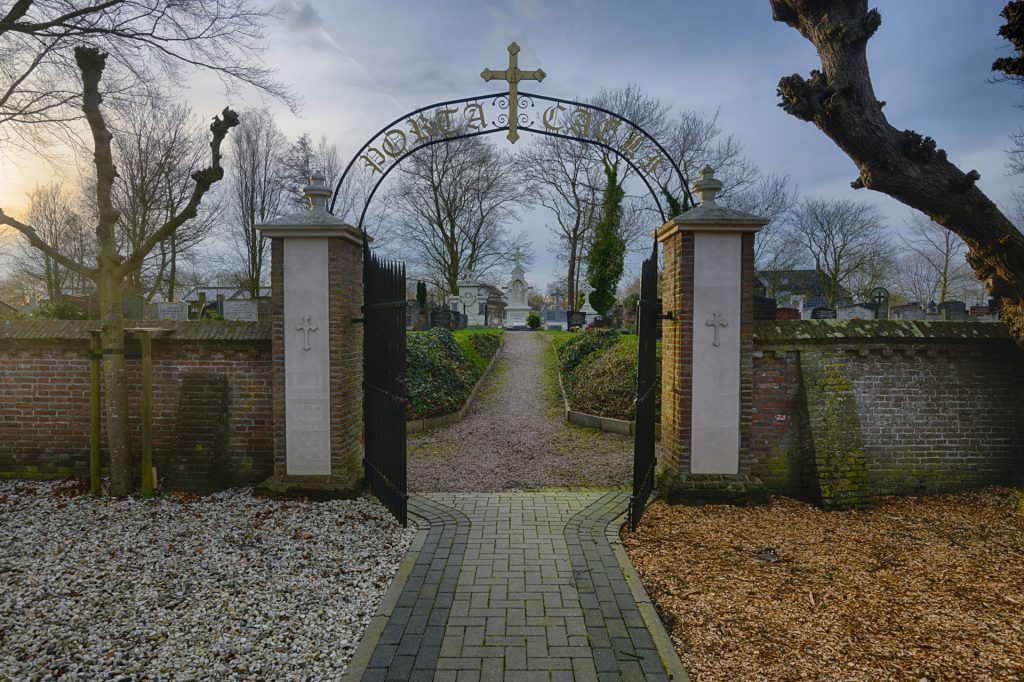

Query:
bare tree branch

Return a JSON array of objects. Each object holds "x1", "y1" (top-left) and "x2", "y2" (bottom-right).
[
  {"x1": 0, "y1": 206, "x2": 95, "y2": 279},
  {"x1": 118, "y1": 106, "x2": 238, "y2": 278},
  {"x1": 771, "y1": 0, "x2": 1024, "y2": 338}
]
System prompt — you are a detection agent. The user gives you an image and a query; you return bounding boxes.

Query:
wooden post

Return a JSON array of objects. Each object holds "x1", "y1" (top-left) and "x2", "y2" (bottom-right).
[
  {"x1": 89, "y1": 330, "x2": 102, "y2": 496},
  {"x1": 139, "y1": 330, "x2": 154, "y2": 495}
]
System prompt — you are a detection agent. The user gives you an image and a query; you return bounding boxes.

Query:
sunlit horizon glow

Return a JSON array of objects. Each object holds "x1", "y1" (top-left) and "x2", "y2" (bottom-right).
[{"x1": 1, "y1": 0, "x2": 1020, "y2": 289}]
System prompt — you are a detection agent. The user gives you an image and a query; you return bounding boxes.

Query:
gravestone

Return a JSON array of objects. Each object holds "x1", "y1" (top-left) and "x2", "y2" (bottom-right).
[
  {"x1": 157, "y1": 301, "x2": 189, "y2": 321},
  {"x1": 566, "y1": 311, "x2": 586, "y2": 329},
  {"x1": 123, "y1": 293, "x2": 145, "y2": 321},
  {"x1": 937, "y1": 300, "x2": 967, "y2": 321},
  {"x1": 811, "y1": 306, "x2": 837, "y2": 319},
  {"x1": 837, "y1": 303, "x2": 875, "y2": 320},
  {"x1": 754, "y1": 296, "x2": 777, "y2": 321},
  {"x1": 222, "y1": 299, "x2": 259, "y2": 321},
  {"x1": 430, "y1": 309, "x2": 455, "y2": 329}
]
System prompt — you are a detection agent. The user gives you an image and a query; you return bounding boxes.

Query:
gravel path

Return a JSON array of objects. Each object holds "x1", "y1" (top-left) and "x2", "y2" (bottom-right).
[
  {"x1": 0, "y1": 480, "x2": 415, "y2": 680},
  {"x1": 408, "y1": 331, "x2": 633, "y2": 492}
]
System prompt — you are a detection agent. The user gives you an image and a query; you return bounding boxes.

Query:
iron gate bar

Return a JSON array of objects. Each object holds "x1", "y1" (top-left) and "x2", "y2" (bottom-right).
[
  {"x1": 630, "y1": 239, "x2": 659, "y2": 531},
  {"x1": 362, "y1": 240, "x2": 409, "y2": 526}
]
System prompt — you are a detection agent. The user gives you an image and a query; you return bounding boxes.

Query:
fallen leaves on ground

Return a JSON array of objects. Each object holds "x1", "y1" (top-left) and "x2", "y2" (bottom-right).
[{"x1": 622, "y1": 490, "x2": 1024, "y2": 681}]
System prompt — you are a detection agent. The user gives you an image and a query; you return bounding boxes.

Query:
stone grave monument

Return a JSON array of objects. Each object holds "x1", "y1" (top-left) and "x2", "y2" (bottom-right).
[{"x1": 504, "y1": 250, "x2": 531, "y2": 329}]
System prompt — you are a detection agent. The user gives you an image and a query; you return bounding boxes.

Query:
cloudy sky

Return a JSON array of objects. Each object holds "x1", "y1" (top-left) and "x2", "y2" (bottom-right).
[{"x1": 1, "y1": 0, "x2": 1020, "y2": 288}]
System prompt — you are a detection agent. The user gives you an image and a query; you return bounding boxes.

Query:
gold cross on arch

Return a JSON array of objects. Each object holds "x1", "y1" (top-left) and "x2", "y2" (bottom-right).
[{"x1": 481, "y1": 42, "x2": 545, "y2": 143}]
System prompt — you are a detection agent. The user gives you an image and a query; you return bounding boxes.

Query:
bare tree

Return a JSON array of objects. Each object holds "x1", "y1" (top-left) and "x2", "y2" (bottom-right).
[
  {"x1": 790, "y1": 197, "x2": 893, "y2": 308},
  {"x1": 226, "y1": 107, "x2": 289, "y2": 297},
  {"x1": 389, "y1": 135, "x2": 527, "y2": 294},
  {"x1": 899, "y1": 212, "x2": 975, "y2": 304},
  {"x1": 16, "y1": 182, "x2": 93, "y2": 299},
  {"x1": 0, "y1": 0, "x2": 290, "y2": 152},
  {"x1": 0, "y1": 47, "x2": 237, "y2": 496},
  {"x1": 101, "y1": 98, "x2": 221, "y2": 301},
  {"x1": 721, "y1": 173, "x2": 800, "y2": 296},
  {"x1": 770, "y1": 0, "x2": 1024, "y2": 339},
  {"x1": 283, "y1": 133, "x2": 342, "y2": 211},
  {"x1": 521, "y1": 136, "x2": 601, "y2": 311}
]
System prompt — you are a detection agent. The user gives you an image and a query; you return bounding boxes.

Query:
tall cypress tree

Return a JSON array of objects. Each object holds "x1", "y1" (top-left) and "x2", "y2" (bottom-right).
[{"x1": 587, "y1": 160, "x2": 625, "y2": 315}]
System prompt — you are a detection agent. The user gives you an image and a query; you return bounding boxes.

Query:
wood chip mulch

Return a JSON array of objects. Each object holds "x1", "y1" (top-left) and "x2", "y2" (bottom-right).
[{"x1": 622, "y1": 490, "x2": 1024, "y2": 681}]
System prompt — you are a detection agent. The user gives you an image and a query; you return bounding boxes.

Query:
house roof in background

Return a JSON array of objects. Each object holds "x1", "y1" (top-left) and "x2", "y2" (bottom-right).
[{"x1": 757, "y1": 269, "x2": 853, "y2": 304}]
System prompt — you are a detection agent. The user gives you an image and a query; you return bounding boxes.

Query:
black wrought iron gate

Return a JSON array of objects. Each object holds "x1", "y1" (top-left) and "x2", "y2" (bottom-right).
[
  {"x1": 629, "y1": 241, "x2": 659, "y2": 530},
  {"x1": 363, "y1": 241, "x2": 408, "y2": 526}
]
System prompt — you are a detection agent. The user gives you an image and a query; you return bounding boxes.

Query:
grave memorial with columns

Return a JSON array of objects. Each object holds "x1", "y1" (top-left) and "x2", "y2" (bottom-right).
[
  {"x1": 254, "y1": 172, "x2": 366, "y2": 499},
  {"x1": 656, "y1": 166, "x2": 771, "y2": 504}
]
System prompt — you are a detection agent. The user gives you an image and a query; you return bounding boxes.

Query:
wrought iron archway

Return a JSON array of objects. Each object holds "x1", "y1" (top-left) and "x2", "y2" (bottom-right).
[
  {"x1": 348, "y1": 43, "x2": 669, "y2": 529},
  {"x1": 329, "y1": 90, "x2": 689, "y2": 231}
]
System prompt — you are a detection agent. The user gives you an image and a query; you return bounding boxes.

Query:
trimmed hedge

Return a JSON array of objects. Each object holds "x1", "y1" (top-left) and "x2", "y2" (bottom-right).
[
  {"x1": 556, "y1": 329, "x2": 661, "y2": 422},
  {"x1": 406, "y1": 328, "x2": 482, "y2": 420},
  {"x1": 466, "y1": 331, "x2": 501, "y2": 363},
  {"x1": 555, "y1": 328, "x2": 622, "y2": 375}
]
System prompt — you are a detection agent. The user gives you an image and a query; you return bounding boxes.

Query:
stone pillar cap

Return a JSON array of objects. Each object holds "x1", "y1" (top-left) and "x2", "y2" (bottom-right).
[
  {"x1": 258, "y1": 170, "x2": 363, "y2": 243},
  {"x1": 693, "y1": 165, "x2": 724, "y2": 204}
]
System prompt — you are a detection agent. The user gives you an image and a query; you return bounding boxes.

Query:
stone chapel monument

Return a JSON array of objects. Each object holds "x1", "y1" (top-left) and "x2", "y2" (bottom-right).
[{"x1": 504, "y1": 250, "x2": 531, "y2": 328}]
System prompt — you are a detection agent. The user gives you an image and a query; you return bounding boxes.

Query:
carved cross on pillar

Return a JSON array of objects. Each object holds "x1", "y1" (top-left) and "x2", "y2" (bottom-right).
[
  {"x1": 481, "y1": 42, "x2": 545, "y2": 143},
  {"x1": 706, "y1": 311, "x2": 727, "y2": 347},
  {"x1": 296, "y1": 316, "x2": 318, "y2": 351}
]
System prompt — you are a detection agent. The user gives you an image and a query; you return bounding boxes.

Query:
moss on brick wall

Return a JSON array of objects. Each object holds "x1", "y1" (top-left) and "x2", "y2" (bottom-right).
[{"x1": 798, "y1": 352, "x2": 872, "y2": 510}]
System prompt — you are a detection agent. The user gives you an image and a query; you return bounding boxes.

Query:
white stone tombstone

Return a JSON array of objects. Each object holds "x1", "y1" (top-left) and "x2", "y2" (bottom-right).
[
  {"x1": 156, "y1": 301, "x2": 189, "y2": 321},
  {"x1": 503, "y1": 251, "x2": 532, "y2": 328},
  {"x1": 580, "y1": 281, "x2": 598, "y2": 323},
  {"x1": 222, "y1": 299, "x2": 260, "y2": 321}
]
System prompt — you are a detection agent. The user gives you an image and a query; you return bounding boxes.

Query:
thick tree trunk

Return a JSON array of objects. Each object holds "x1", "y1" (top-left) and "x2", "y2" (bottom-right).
[
  {"x1": 99, "y1": 266, "x2": 131, "y2": 496},
  {"x1": 771, "y1": 0, "x2": 1024, "y2": 340}
]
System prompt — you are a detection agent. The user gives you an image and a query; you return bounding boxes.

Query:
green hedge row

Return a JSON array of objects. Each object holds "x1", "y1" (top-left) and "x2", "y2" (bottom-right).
[
  {"x1": 406, "y1": 328, "x2": 502, "y2": 420},
  {"x1": 555, "y1": 329, "x2": 660, "y2": 422},
  {"x1": 466, "y1": 331, "x2": 502, "y2": 363}
]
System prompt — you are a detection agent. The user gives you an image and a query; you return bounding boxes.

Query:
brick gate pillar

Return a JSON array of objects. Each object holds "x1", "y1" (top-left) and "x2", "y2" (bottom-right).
[
  {"x1": 255, "y1": 171, "x2": 364, "y2": 499},
  {"x1": 656, "y1": 166, "x2": 769, "y2": 504}
]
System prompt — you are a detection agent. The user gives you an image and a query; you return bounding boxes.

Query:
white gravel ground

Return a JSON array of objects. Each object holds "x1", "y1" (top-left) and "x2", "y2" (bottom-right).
[{"x1": 0, "y1": 480, "x2": 416, "y2": 680}]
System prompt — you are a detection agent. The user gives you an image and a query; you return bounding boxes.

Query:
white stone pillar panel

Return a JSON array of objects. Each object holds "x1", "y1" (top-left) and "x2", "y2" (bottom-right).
[
  {"x1": 690, "y1": 232, "x2": 742, "y2": 474},
  {"x1": 284, "y1": 238, "x2": 331, "y2": 475}
]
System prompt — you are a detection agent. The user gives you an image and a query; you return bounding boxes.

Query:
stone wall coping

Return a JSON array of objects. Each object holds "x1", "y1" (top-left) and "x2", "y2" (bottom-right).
[
  {"x1": 752, "y1": 319, "x2": 1013, "y2": 344},
  {"x1": 0, "y1": 319, "x2": 271, "y2": 342}
]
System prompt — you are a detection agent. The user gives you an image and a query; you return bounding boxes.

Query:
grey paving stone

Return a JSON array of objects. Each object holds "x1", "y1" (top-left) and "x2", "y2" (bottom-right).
[{"x1": 359, "y1": 492, "x2": 673, "y2": 679}]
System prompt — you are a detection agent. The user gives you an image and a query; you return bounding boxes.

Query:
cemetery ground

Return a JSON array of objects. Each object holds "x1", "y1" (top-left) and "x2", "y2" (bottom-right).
[
  {"x1": 408, "y1": 331, "x2": 634, "y2": 491},
  {"x1": 0, "y1": 479, "x2": 415, "y2": 679},
  {"x1": 624, "y1": 489, "x2": 1024, "y2": 682}
]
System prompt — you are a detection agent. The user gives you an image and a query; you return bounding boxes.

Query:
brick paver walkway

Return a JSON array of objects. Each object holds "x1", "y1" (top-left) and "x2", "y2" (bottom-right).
[{"x1": 352, "y1": 492, "x2": 682, "y2": 681}]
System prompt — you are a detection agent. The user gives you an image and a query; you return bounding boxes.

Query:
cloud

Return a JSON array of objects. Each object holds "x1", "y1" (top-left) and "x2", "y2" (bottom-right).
[{"x1": 283, "y1": 0, "x2": 322, "y2": 34}]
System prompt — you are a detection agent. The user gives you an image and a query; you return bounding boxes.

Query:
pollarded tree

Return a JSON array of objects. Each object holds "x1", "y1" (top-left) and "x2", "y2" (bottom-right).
[
  {"x1": 587, "y1": 160, "x2": 626, "y2": 315},
  {"x1": 770, "y1": 0, "x2": 1024, "y2": 340},
  {"x1": 0, "y1": 47, "x2": 237, "y2": 496}
]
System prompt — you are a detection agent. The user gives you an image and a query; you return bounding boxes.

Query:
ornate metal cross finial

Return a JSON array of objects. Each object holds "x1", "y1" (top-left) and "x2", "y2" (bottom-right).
[
  {"x1": 706, "y1": 311, "x2": 727, "y2": 347},
  {"x1": 481, "y1": 42, "x2": 545, "y2": 143},
  {"x1": 296, "y1": 316, "x2": 318, "y2": 351}
]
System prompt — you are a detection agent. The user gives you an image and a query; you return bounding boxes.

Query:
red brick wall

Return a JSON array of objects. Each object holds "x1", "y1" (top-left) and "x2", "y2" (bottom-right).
[
  {"x1": 328, "y1": 237, "x2": 364, "y2": 478},
  {"x1": 659, "y1": 230, "x2": 694, "y2": 472},
  {"x1": 750, "y1": 339, "x2": 1024, "y2": 495},
  {"x1": 0, "y1": 337, "x2": 273, "y2": 487},
  {"x1": 271, "y1": 237, "x2": 285, "y2": 474}
]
